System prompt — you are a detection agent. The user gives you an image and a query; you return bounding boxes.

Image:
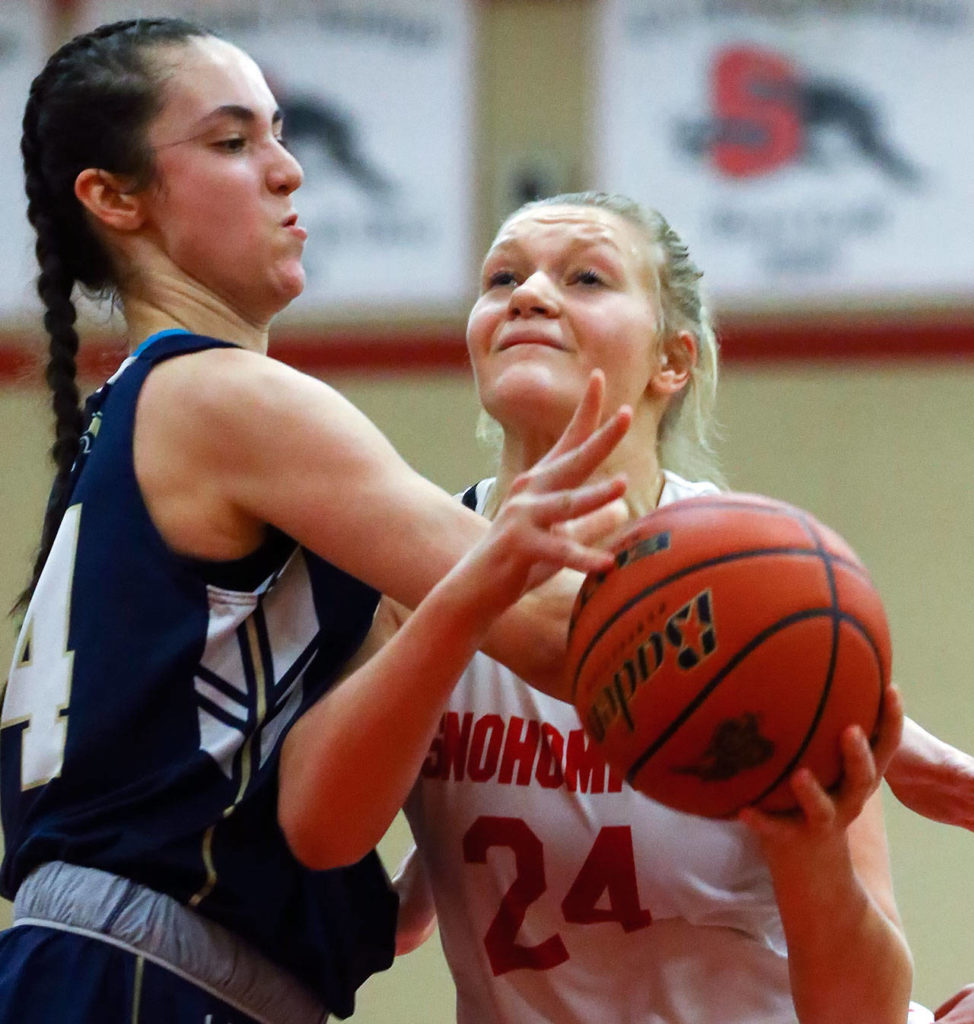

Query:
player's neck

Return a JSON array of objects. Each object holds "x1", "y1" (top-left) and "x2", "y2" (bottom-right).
[{"x1": 121, "y1": 291, "x2": 270, "y2": 355}]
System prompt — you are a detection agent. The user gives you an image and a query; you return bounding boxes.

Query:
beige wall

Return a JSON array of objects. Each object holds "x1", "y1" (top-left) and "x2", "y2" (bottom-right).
[{"x1": 1, "y1": 1, "x2": 971, "y2": 1020}]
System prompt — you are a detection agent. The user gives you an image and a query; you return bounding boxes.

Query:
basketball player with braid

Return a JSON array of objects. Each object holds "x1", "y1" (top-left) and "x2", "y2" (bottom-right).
[
  {"x1": 0, "y1": 22, "x2": 633, "y2": 1023},
  {"x1": 381, "y1": 192, "x2": 925, "y2": 1023}
]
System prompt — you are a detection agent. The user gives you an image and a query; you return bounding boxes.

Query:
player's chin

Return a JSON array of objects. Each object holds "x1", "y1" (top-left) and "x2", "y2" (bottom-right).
[
  {"x1": 481, "y1": 363, "x2": 580, "y2": 421},
  {"x1": 274, "y1": 263, "x2": 307, "y2": 304}
]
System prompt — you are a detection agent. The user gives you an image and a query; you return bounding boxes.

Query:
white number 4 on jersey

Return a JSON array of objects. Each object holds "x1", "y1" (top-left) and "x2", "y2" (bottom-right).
[{"x1": 2, "y1": 505, "x2": 80, "y2": 789}]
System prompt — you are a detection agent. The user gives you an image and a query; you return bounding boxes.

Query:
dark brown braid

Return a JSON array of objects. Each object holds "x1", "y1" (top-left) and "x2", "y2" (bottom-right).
[{"x1": 13, "y1": 18, "x2": 212, "y2": 615}]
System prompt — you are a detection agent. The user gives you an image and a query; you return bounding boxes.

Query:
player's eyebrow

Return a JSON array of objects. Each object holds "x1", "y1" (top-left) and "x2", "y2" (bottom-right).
[
  {"x1": 200, "y1": 104, "x2": 284, "y2": 127},
  {"x1": 485, "y1": 232, "x2": 624, "y2": 265},
  {"x1": 154, "y1": 104, "x2": 284, "y2": 149}
]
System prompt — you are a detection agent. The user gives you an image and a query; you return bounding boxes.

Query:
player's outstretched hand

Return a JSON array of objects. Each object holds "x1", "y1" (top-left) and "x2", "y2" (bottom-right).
[
  {"x1": 464, "y1": 369, "x2": 631, "y2": 618},
  {"x1": 739, "y1": 684, "x2": 904, "y2": 850},
  {"x1": 509, "y1": 367, "x2": 631, "y2": 533}
]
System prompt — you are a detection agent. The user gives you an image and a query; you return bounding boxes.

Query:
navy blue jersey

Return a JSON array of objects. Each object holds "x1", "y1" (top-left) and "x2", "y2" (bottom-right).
[{"x1": 0, "y1": 331, "x2": 396, "y2": 1017}]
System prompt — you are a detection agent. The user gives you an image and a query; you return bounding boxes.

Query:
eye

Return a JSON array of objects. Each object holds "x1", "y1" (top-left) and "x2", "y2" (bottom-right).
[
  {"x1": 485, "y1": 269, "x2": 518, "y2": 288},
  {"x1": 216, "y1": 136, "x2": 247, "y2": 153},
  {"x1": 573, "y1": 268, "x2": 604, "y2": 286}
]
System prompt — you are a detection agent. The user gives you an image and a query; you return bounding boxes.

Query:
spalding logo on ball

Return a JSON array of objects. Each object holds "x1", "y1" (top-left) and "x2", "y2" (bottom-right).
[{"x1": 566, "y1": 493, "x2": 890, "y2": 818}]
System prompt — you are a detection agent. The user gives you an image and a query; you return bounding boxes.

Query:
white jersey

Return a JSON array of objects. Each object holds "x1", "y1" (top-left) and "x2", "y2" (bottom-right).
[{"x1": 404, "y1": 472, "x2": 797, "y2": 1024}]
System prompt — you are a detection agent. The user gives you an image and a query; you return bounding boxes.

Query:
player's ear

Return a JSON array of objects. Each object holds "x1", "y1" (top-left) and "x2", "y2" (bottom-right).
[
  {"x1": 650, "y1": 330, "x2": 696, "y2": 397},
  {"x1": 74, "y1": 168, "x2": 146, "y2": 232}
]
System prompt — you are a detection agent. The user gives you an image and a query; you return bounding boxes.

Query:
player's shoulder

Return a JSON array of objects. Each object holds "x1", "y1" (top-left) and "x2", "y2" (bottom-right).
[
  {"x1": 140, "y1": 345, "x2": 340, "y2": 435},
  {"x1": 154, "y1": 343, "x2": 294, "y2": 393}
]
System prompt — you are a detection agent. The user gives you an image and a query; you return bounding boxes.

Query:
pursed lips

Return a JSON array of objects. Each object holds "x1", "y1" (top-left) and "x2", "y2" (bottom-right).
[{"x1": 282, "y1": 212, "x2": 307, "y2": 241}]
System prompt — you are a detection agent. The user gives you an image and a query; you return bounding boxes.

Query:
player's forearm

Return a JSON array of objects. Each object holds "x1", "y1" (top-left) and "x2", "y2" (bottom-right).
[
  {"x1": 935, "y1": 984, "x2": 974, "y2": 1022},
  {"x1": 885, "y1": 715, "x2": 974, "y2": 830},
  {"x1": 278, "y1": 572, "x2": 497, "y2": 870},
  {"x1": 768, "y1": 836, "x2": 912, "y2": 1024}
]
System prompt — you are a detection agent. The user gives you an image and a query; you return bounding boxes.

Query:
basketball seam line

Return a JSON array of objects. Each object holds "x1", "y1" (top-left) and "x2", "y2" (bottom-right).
[
  {"x1": 626, "y1": 606, "x2": 885, "y2": 816},
  {"x1": 624, "y1": 603, "x2": 869, "y2": 787},
  {"x1": 743, "y1": 521, "x2": 842, "y2": 810},
  {"x1": 744, "y1": 523, "x2": 885, "y2": 811},
  {"x1": 622, "y1": 487, "x2": 851, "y2": 812},
  {"x1": 570, "y1": 545, "x2": 867, "y2": 701},
  {"x1": 624, "y1": 519, "x2": 884, "y2": 815}
]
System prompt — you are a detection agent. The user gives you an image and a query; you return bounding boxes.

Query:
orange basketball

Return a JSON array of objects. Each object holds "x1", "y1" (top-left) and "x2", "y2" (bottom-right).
[{"x1": 567, "y1": 492, "x2": 890, "y2": 818}]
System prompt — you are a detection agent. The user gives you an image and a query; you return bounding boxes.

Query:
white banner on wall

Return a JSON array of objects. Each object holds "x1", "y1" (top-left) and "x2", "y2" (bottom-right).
[
  {"x1": 597, "y1": 0, "x2": 974, "y2": 310},
  {"x1": 0, "y1": 6, "x2": 54, "y2": 321},
  {"x1": 70, "y1": 0, "x2": 475, "y2": 321}
]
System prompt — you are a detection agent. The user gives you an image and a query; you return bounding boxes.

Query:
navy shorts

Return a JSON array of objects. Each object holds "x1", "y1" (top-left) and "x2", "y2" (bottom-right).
[{"x1": 0, "y1": 924, "x2": 261, "y2": 1023}]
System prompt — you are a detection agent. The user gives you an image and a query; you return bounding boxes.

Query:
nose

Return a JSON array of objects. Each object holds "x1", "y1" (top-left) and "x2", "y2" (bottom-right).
[
  {"x1": 268, "y1": 142, "x2": 304, "y2": 195},
  {"x1": 509, "y1": 271, "x2": 559, "y2": 318}
]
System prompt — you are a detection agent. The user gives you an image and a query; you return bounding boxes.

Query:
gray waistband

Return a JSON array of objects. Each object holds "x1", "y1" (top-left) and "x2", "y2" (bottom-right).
[{"x1": 13, "y1": 861, "x2": 329, "y2": 1024}]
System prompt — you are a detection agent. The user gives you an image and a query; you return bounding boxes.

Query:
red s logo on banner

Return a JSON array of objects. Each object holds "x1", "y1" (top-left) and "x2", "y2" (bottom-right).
[{"x1": 711, "y1": 46, "x2": 802, "y2": 177}]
